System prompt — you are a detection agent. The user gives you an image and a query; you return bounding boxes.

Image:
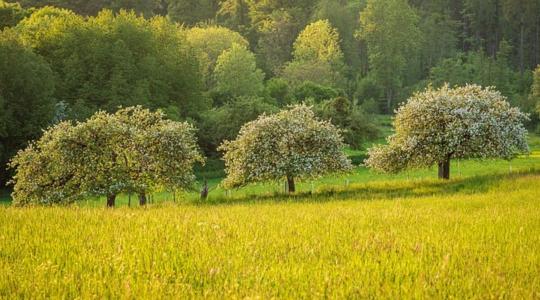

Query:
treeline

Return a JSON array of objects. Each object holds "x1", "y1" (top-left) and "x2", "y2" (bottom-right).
[{"x1": 1, "y1": 0, "x2": 540, "y2": 183}]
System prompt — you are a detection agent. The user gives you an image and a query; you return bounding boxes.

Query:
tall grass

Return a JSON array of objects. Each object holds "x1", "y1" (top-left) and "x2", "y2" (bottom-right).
[{"x1": 1, "y1": 172, "x2": 539, "y2": 298}]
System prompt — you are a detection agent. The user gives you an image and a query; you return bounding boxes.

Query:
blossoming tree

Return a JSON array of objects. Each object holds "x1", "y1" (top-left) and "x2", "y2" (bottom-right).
[
  {"x1": 219, "y1": 105, "x2": 352, "y2": 193},
  {"x1": 9, "y1": 107, "x2": 204, "y2": 207},
  {"x1": 365, "y1": 84, "x2": 529, "y2": 179}
]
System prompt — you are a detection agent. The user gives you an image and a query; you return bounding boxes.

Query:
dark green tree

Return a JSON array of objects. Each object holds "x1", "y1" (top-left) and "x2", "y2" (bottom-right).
[
  {"x1": 0, "y1": 0, "x2": 30, "y2": 29},
  {"x1": 0, "y1": 30, "x2": 56, "y2": 182},
  {"x1": 167, "y1": 0, "x2": 218, "y2": 25},
  {"x1": 357, "y1": 0, "x2": 422, "y2": 113}
]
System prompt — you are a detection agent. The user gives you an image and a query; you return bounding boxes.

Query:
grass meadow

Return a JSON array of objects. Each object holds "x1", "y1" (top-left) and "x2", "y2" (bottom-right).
[{"x1": 0, "y1": 133, "x2": 539, "y2": 298}]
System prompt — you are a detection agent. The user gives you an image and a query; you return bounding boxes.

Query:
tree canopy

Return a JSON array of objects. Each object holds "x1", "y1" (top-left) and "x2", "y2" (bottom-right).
[
  {"x1": 0, "y1": 29, "x2": 56, "y2": 183},
  {"x1": 214, "y1": 43, "x2": 265, "y2": 98},
  {"x1": 186, "y1": 25, "x2": 249, "y2": 85},
  {"x1": 16, "y1": 8, "x2": 205, "y2": 120},
  {"x1": 357, "y1": 0, "x2": 422, "y2": 113}
]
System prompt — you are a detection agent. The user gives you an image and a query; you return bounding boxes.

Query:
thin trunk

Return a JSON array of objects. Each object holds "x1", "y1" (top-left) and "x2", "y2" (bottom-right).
[
  {"x1": 287, "y1": 176, "x2": 296, "y2": 194},
  {"x1": 520, "y1": 21, "x2": 525, "y2": 74},
  {"x1": 386, "y1": 89, "x2": 393, "y2": 114},
  {"x1": 128, "y1": 193, "x2": 131, "y2": 207},
  {"x1": 200, "y1": 180, "x2": 209, "y2": 200},
  {"x1": 139, "y1": 192, "x2": 147, "y2": 206},
  {"x1": 534, "y1": 20, "x2": 540, "y2": 66},
  {"x1": 438, "y1": 157, "x2": 451, "y2": 180},
  {"x1": 106, "y1": 194, "x2": 116, "y2": 208}
]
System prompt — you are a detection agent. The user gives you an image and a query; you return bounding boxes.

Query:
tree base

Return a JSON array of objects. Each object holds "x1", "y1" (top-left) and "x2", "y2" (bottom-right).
[{"x1": 438, "y1": 159, "x2": 450, "y2": 180}]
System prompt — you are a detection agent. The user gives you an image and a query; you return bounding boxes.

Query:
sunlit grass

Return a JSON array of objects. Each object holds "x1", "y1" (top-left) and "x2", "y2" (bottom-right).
[{"x1": 1, "y1": 171, "x2": 539, "y2": 298}]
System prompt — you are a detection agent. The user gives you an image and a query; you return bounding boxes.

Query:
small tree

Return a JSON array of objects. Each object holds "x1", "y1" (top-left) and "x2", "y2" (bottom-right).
[
  {"x1": 219, "y1": 105, "x2": 352, "y2": 193},
  {"x1": 365, "y1": 84, "x2": 529, "y2": 179},
  {"x1": 293, "y1": 19, "x2": 343, "y2": 67}
]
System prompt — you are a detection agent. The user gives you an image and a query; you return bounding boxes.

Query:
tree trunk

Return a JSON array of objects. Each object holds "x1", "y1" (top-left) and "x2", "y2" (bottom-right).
[
  {"x1": 534, "y1": 20, "x2": 540, "y2": 66},
  {"x1": 200, "y1": 180, "x2": 209, "y2": 200},
  {"x1": 438, "y1": 158, "x2": 451, "y2": 180},
  {"x1": 386, "y1": 88, "x2": 393, "y2": 114},
  {"x1": 520, "y1": 21, "x2": 525, "y2": 74},
  {"x1": 138, "y1": 192, "x2": 147, "y2": 206},
  {"x1": 287, "y1": 176, "x2": 295, "y2": 194},
  {"x1": 106, "y1": 194, "x2": 116, "y2": 208}
]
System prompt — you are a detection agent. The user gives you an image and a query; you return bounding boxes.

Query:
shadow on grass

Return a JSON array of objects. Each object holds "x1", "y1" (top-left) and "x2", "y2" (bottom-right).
[
  {"x1": 194, "y1": 169, "x2": 540, "y2": 207},
  {"x1": 0, "y1": 188, "x2": 12, "y2": 206},
  {"x1": 2, "y1": 169, "x2": 538, "y2": 208}
]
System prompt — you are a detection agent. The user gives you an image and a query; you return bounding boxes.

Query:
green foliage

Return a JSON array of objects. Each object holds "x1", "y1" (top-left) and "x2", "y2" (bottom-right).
[
  {"x1": 264, "y1": 78, "x2": 293, "y2": 106},
  {"x1": 532, "y1": 66, "x2": 540, "y2": 116},
  {"x1": 16, "y1": 8, "x2": 205, "y2": 119},
  {"x1": 217, "y1": 0, "x2": 250, "y2": 34},
  {"x1": 293, "y1": 19, "x2": 343, "y2": 66},
  {"x1": 198, "y1": 96, "x2": 278, "y2": 155},
  {"x1": 213, "y1": 43, "x2": 265, "y2": 98},
  {"x1": 293, "y1": 81, "x2": 339, "y2": 103},
  {"x1": 219, "y1": 105, "x2": 352, "y2": 190},
  {"x1": 167, "y1": 0, "x2": 218, "y2": 25},
  {"x1": 317, "y1": 97, "x2": 379, "y2": 150},
  {"x1": 254, "y1": 9, "x2": 298, "y2": 75},
  {"x1": 417, "y1": 11, "x2": 459, "y2": 73},
  {"x1": 366, "y1": 85, "x2": 529, "y2": 177},
  {"x1": 0, "y1": 29, "x2": 56, "y2": 182},
  {"x1": 312, "y1": 0, "x2": 364, "y2": 72},
  {"x1": 354, "y1": 75, "x2": 384, "y2": 112},
  {"x1": 429, "y1": 48, "x2": 517, "y2": 98},
  {"x1": 186, "y1": 25, "x2": 249, "y2": 85},
  {"x1": 280, "y1": 59, "x2": 341, "y2": 88},
  {"x1": 280, "y1": 19, "x2": 344, "y2": 88},
  {"x1": 357, "y1": 0, "x2": 422, "y2": 113},
  {"x1": 9, "y1": 0, "x2": 161, "y2": 16},
  {"x1": 0, "y1": 0, "x2": 30, "y2": 28},
  {"x1": 9, "y1": 107, "x2": 204, "y2": 206}
]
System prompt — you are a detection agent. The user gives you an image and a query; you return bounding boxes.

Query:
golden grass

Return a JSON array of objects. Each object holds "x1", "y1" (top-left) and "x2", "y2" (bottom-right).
[{"x1": 1, "y1": 172, "x2": 539, "y2": 298}]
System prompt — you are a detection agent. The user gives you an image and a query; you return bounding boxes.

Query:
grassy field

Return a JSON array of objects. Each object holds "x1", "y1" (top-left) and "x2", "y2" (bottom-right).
[
  {"x1": 0, "y1": 133, "x2": 539, "y2": 298},
  {"x1": 1, "y1": 171, "x2": 540, "y2": 298},
  {"x1": 77, "y1": 131, "x2": 540, "y2": 206}
]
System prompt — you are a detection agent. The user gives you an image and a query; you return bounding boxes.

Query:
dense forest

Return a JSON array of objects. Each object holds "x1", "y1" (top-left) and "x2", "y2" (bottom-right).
[{"x1": 1, "y1": 0, "x2": 540, "y2": 183}]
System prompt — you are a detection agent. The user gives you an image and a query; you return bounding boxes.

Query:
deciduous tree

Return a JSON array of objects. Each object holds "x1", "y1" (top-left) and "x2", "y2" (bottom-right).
[
  {"x1": 219, "y1": 105, "x2": 352, "y2": 193},
  {"x1": 186, "y1": 25, "x2": 249, "y2": 86},
  {"x1": 0, "y1": 30, "x2": 56, "y2": 183},
  {"x1": 365, "y1": 85, "x2": 529, "y2": 179},
  {"x1": 357, "y1": 0, "x2": 422, "y2": 113},
  {"x1": 9, "y1": 107, "x2": 204, "y2": 207},
  {"x1": 214, "y1": 43, "x2": 265, "y2": 97}
]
